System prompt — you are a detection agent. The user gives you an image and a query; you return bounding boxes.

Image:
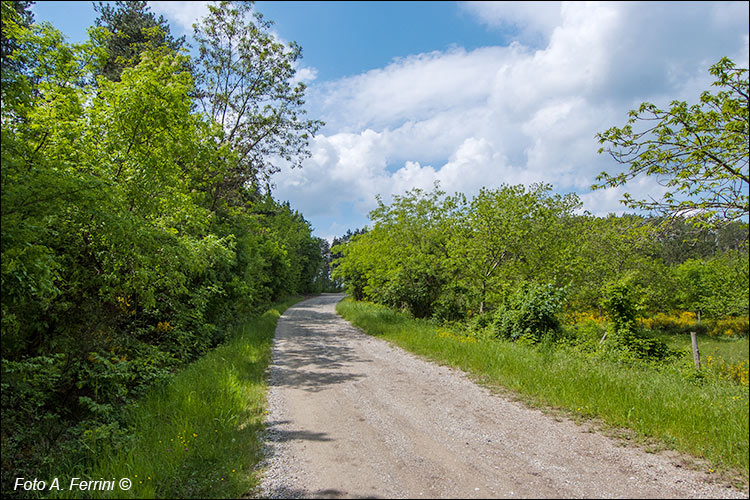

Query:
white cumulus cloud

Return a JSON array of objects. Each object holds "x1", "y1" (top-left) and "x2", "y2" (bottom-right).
[
  {"x1": 270, "y1": 2, "x2": 749, "y2": 238},
  {"x1": 149, "y1": 1, "x2": 211, "y2": 33},
  {"x1": 461, "y1": 1, "x2": 563, "y2": 46}
]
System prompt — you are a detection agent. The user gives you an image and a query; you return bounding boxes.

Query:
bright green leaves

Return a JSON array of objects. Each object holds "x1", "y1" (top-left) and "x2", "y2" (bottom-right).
[
  {"x1": 492, "y1": 283, "x2": 567, "y2": 344},
  {"x1": 595, "y1": 57, "x2": 749, "y2": 227},
  {"x1": 341, "y1": 187, "x2": 454, "y2": 318},
  {"x1": 1, "y1": 2, "x2": 324, "y2": 483},
  {"x1": 93, "y1": 0, "x2": 186, "y2": 82},
  {"x1": 333, "y1": 184, "x2": 582, "y2": 319},
  {"x1": 332, "y1": 182, "x2": 748, "y2": 328},
  {"x1": 675, "y1": 252, "x2": 750, "y2": 318},
  {"x1": 449, "y1": 184, "x2": 581, "y2": 314},
  {"x1": 193, "y1": 0, "x2": 322, "y2": 191},
  {"x1": 90, "y1": 46, "x2": 199, "y2": 216}
]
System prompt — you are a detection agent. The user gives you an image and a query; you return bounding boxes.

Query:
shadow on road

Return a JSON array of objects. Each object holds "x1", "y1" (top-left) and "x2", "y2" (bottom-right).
[
  {"x1": 265, "y1": 421, "x2": 333, "y2": 442},
  {"x1": 270, "y1": 298, "x2": 370, "y2": 392}
]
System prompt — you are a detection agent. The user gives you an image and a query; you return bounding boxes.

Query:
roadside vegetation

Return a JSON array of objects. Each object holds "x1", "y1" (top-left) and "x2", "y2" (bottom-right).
[
  {"x1": 1, "y1": 2, "x2": 333, "y2": 496},
  {"x1": 333, "y1": 57, "x2": 749, "y2": 481},
  {"x1": 2, "y1": 0, "x2": 747, "y2": 495},
  {"x1": 337, "y1": 299, "x2": 749, "y2": 478},
  {"x1": 52, "y1": 297, "x2": 302, "y2": 499}
]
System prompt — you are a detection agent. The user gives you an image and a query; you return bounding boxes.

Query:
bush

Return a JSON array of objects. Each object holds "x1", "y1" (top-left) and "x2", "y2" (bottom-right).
[
  {"x1": 618, "y1": 331, "x2": 674, "y2": 360},
  {"x1": 601, "y1": 280, "x2": 673, "y2": 361},
  {"x1": 432, "y1": 285, "x2": 470, "y2": 323},
  {"x1": 601, "y1": 280, "x2": 638, "y2": 333},
  {"x1": 492, "y1": 283, "x2": 566, "y2": 344},
  {"x1": 468, "y1": 312, "x2": 494, "y2": 331},
  {"x1": 708, "y1": 316, "x2": 749, "y2": 338}
]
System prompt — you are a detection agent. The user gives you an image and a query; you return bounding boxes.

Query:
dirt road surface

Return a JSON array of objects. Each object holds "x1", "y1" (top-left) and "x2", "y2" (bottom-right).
[{"x1": 258, "y1": 294, "x2": 745, "y2": 499}]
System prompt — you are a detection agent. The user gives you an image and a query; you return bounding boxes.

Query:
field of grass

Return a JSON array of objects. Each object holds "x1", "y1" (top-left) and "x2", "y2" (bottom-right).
[
  {"x1": 650, "y1": 330, "x2": 749, "y2": 366},
  {"x1": 51, "y1": 296, "x2": 303, "y2": 499},
  {"x1": 337, "y1": 298, "x2": 749, "y2": 482}
]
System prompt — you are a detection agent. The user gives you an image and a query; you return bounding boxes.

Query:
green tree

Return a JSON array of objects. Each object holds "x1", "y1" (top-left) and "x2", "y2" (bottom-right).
[
  {"x1": 331, "y1": 231, "x2": 370, "y2": 301},
  {"x1": 1, "y1": 12, "x2": 324, "y2": 484},
  {"x1": 315, "y1": 237, "x2": 342, "y2": 292},
  {"x1": 365, "y1": 187, "x2": 454, "y2": 318},
  {"x1": 0, "y1": 0, "x2": 34, "y2": 75},
  {"x1": 448, "y1": 184, "x2": 580, "y2": 315},
  {"x1": 193, "y1": 0, "x2": 322, "y2": 203},
  {"x1": 331, "y1": 228, "x2": 370, "y2": 300},
  {"x1": 595, "y1": 57, "x2": 749, "y2": 227},
  {"x1": 565, "y1": 214, "x2": 663, "y2": 312},
  {"x1": 93, "y1": 0, "x2": 186, "y2": 82},
  {"x1": 332, "y1": 187, "x2": 454, "y2": 317},
  {"x1": 677, "y1": 251, "x2": 750, "y2": 318},
  {"x1": 652, "y1": 218, "x2": 749, "y2": 265}
]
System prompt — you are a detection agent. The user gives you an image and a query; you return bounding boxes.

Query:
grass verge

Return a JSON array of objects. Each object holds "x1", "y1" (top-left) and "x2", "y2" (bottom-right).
[
  {"x1": 337, "y1": 298, "x2": 749, "y2": 483},
  {"x1": 53, "y1": 296, "x2": 304, "y2": 499}
]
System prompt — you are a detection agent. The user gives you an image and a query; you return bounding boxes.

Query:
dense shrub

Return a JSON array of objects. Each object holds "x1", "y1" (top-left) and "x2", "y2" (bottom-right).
[
  {"x1": 708, "y1": 316, "x2": 750, "y2": 338},
  {"x1": 600, "y1": 280, "x2": 673, "y2": 360},
  {"x1": 0, "y1": 5, "x2": 323, "y2": 491},
  {"x1": 492, "y1": 283, "x2": 566, "y2": 344}
]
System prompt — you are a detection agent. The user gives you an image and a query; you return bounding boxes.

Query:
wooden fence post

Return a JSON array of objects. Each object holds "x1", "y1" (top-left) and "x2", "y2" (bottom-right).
[{"x1": 690, "y1": 331, "x2": 700, "y2": 369}]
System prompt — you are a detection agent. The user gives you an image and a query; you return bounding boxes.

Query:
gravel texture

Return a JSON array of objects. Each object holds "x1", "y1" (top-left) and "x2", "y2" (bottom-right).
[{"x1": 256, "y1": 294, "x2": 747, "y2": 499}]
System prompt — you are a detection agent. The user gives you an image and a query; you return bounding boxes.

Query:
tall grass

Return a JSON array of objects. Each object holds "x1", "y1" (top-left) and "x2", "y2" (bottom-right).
[
  {"x1": 337, "y1": 298, "x2": 750, "y2": 479},
  {"x1": 51, "y1": 296, "x2": 303, "y2": 499}
]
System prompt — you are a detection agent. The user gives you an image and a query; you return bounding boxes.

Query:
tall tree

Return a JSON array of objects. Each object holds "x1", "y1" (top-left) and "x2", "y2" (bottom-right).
[
  {"x1": 193, "y1": 0, "x2": 322, "y2": 205},
  {"x1": 1, "y1": 11, "x2": 325, "y2": 483},
  {"x1": 93, "y1": 0, "x2": 185, "y2": 81},
  {"x1": 332, "y1": 187, "x2": 455, "y2": 317},
  {"x1": 0, "y1": 0, "x2": 33, "y2": 74},
  {"x1": 594, "y1": 57, "x2": 749, "y2": 227},
  {"x1": 329, "y1": 228, "x2": 367, "y2": 293},
  {"x1": 449, "y1": 184, "x2": 581, "y2": 314}
]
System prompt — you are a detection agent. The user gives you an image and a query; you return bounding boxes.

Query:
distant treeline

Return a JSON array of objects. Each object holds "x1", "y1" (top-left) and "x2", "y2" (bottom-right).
[{"x1": 332, "y1": 184, "x2": 749, "y2": 322}]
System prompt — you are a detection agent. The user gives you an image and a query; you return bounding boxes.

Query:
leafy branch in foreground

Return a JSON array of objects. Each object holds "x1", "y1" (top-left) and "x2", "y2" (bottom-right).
[{"x1": 594, "y1": 57, "x2": 749, "y2": 227}]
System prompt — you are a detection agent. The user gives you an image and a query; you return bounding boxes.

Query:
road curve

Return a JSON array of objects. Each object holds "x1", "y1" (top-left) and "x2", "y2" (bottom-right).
[{"x1": 258, "y1": 294, "x2": 744, "y2": 499}]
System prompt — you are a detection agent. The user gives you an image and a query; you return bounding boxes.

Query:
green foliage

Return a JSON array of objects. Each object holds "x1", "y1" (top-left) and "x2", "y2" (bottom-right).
[
  {"x1": 332, "y1": 176, "x2": 747, "y2": 349},
  {"x1": 332, "y1": 183, "x2": 582, "y2": 320},
  {"x1": 314, "y1": 237, "x2": 343, "y2": 293},
  {"x1": 93, "y1": 0, "x2": 186, "y2": 82},
  {"x1": 1, "y1": 0, "x2": 34, "y2": 75},
  {"x1": 563, "y1": 214, "x2": 664, "y2": 311},
  {"x1": 595, "y1": 57, "x2": 749, "y2": 227},
  {"x1": 331, "y1": 229, "x2": 370, "y2": 300},
  {"x1": 193, "y1": 0, "x2": 323, "y2": 190},
  {"x1": 600, "y1": 280, "x2": 673, "y2": 361},
  {"x1": 447, "y1": 184, "x2": 580, "y2": 315},
  {"x1": 601, "y1": 280, "x2": 639, "y2": 334},
  {"x1": 50, "y1": 298, "x2": 302, "y2": 500},
  {"x1": 492, "y1": 283, "x2": 566, "y2": 344},
  {"x1": 676, "y1": 250, "x2": 750, "y2": 318},
  {"x1": 332, "y1": 187, "x2": 453, "y2": 317},
  {"x1": 1, "y1": 3, "x2": 323, "y2": 492},
  {"x1": 432, "y1": 283, "x2": 471, "y2": 323},
  {"x1": 654, "y1": 219, "x2": 748, "y2": 265}
]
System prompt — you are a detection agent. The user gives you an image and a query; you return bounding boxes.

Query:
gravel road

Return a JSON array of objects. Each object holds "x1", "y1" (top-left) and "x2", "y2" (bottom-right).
[{"x1": 257, "y1": 294, "x2": 746, "y2": 499}]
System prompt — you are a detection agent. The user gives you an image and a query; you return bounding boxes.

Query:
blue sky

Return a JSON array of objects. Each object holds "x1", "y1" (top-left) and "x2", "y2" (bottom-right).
[
  {"x1": 33, "y1": 1, "x2": 515, "y2": 78},
  {"x1": 30, "y1": 1, "x2": 750, "y2": 241}
]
